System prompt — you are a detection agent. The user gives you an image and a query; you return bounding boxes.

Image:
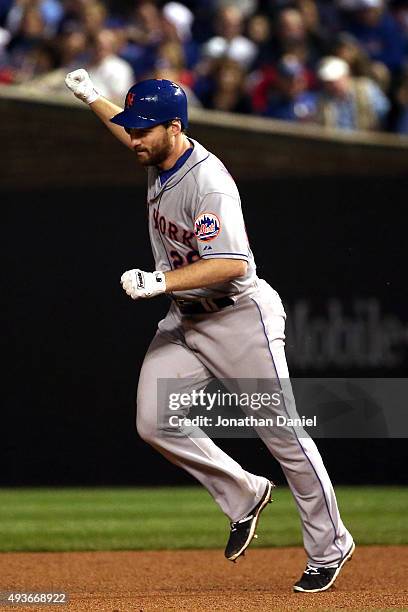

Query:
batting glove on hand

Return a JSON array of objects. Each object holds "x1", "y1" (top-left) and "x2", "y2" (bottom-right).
[
  {"x1": 120, "y1": 269, "x2": 167, "y2": 299},
  {"x1": 64, "y1": 69, "x2": 100, "y2": 105}
]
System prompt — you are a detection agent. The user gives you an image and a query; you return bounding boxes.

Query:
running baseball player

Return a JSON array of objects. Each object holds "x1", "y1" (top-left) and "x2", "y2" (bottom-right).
[{"x1": 65, "y1": 69, "x2": 355, "y2": 593}]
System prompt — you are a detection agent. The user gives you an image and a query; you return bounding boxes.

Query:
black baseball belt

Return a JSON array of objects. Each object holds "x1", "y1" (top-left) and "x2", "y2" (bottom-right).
[{"x1": 173, "y1": 296, "x2": 235, "y2": 315}]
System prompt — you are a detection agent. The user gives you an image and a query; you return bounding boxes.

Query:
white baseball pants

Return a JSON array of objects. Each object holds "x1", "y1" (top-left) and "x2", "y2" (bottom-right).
[{"x1": 136, "y1": 279, "x2": 353, "y2": 566}]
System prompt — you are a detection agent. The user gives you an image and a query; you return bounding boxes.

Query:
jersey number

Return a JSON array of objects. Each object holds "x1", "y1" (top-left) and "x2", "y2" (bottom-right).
[{"x1": 170, "y1": 249, "x2": 200, "y2": 269}]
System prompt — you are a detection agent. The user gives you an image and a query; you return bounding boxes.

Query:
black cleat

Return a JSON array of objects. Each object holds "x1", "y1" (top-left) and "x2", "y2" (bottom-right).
[
  {"x1": 293, "y1": 542, "x2": 355, "y2": 593},
  {"x1": 224, "y1": 480, "x2": 274, "y2": 562}
]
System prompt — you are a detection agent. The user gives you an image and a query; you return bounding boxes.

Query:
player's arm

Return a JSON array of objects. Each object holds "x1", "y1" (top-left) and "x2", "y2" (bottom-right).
[
  {"x1": 89, "y1": 96, "x2": 132, "y2": 149},
  {"x1": 121, "y1": 191, "x2": 252, "y2": 299},
  {"x1": 120, "y1": 258, "x2": 247, "y2": 300},
  {"x1": 64, "y1": 69, "x2": 131, "y2": 150},
  {"x1": 164, "y1": 258, "x2": 247, "y2": 292}
]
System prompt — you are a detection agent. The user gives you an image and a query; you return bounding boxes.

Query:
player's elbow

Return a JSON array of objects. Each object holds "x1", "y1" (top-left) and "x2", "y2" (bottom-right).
[{"x1": 228, "y1": 260, "x2": 248, "y2": 279}]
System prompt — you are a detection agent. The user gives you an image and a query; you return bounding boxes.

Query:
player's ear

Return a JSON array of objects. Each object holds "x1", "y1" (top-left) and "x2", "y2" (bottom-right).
[{"x1": 170, "y1": 119, "x2": 182, "y2": 135}]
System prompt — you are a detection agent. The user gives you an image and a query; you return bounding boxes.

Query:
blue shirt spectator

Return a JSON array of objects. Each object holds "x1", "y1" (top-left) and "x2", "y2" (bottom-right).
[
  {"x1": 342, "y1": 0, "x2": 406, "y2": 72},
  {"x1": 263, "y1": 55, "x2": 317, "y2": 122},
  {"x1": 265, "y1": 91, "x2": 317, "y2": 121}
]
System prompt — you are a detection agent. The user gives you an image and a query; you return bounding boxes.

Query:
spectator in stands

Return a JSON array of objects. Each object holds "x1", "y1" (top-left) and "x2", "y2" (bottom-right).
[
  {"x1": 81, "y1": 1, "x2": 107, "y2": 38},
  {"x1": 119, "y1": 1, "x2": 163, "y2": 79},
  {"x1": 200, "y1": 57, "x2": 252, "y2": 113},
  {"x1": 262, "y1": 54, "x2": 317, "y2": 122},
  {"x1": 162, "y1": 1, "x2": 199, "y2": 69},
  {"x1": 126, "y1": 1, "x2": 163, "y2": 47},
  {"x1": 216, "y1": 0, "x2": 258, "y2": 20},
  {"x1": 6, "y1": 3, "x2": 46, "y2": 52},
  {"x1": 58, "y1": 29, "x2": 86, "y2": 69},
  {"x1": 391, "y1": 0, "x2": 408, "y2": 41},
  {"x1": 332, "y1": 30, "x2": 377, "y2": 77},
  {"x1": 314, "y1": 55, "x2": 390, "y2": 130},
  {"x1": 14, "y1": 39, "x2": 60, "y2": 82},
  {"x1": 295, "y1": 0, "x2": 332, "y2": 57},
  {"x1": 154, "y1": 40, "x2": 192, "y2": 86},
  {"x1": 57, "y1": 0, "x2": 107, "y2": 37},
  {"x1": 332, "y1": 30, "x2": 391, "y2": 92},
  {"x1": 85, "y1": 28, "x2": 134, "y2": 103},
  {"x1": 249, "y1": 46, "x2": 317, "y2": 114},
  {"x1": 247, "y1": 13, "x2": 273, "y2": 67},
  {"x1": 340, "y1": 0, "x2": 406, "y2": 73},
  {"x1": 5, "y1": 3, "x2": 48, "y2": 79},
  {"x1": 153, "y1": 40, "x2": 202, "y2": 107},
  {"x1": 295, "y1": 0, "x2": 324, "y2": 35},
  {"x1": 194, "y1": 5, "x2": 256, "y2": 105},
  {"x1": 152, "y1": 53, "x2": 202, "y2": 108},
  {"x1": 201, "y1": 5, "x2": 257, "y2": 69},
  {"x1": 5, "y1": 0, "x2": 63, "y2": 37},
  {"x1": 163, "y1": 2, "x2": 193, "y2": 44},
  {"x1": 272, "y1": 7, "x2": 327, "y2": 67}
]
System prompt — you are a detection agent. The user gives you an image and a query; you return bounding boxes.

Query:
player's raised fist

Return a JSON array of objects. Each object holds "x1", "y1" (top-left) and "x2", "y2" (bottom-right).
[{"x1": 64, "y1": 69, "x2": 99, "y2": 105}]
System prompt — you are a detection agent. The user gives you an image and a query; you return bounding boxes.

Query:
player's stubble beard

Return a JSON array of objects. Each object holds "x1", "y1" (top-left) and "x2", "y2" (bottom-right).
[{"x1": 134, "y1": 128, "x2": 173, "y2": 168}]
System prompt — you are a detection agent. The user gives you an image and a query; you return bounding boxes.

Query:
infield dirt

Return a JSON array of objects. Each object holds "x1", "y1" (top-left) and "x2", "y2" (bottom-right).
[{"x1": 0, "y1": 546, "x2": 407, "y2": 611}]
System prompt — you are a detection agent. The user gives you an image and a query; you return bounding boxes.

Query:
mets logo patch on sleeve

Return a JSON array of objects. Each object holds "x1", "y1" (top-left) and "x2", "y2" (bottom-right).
[{"x1": 194, "y1": 212, "x2": 221, "y2": 242}]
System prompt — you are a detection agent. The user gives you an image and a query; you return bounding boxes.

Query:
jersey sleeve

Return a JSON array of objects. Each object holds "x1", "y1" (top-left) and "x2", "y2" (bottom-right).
[{"x1": 193, "y1": 192, "x2": 250, "y2": 261}]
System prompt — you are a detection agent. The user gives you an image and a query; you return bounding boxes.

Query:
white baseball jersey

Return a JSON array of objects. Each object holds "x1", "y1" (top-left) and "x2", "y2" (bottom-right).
[{"x1": 147, "y1": 138, "x2": 257, "y2": 300}]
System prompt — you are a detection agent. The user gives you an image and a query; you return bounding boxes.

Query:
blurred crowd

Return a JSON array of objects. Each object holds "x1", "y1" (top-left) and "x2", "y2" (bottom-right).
[{"x1": 1, "y1": 0, "x2": 408, "y2": 134}]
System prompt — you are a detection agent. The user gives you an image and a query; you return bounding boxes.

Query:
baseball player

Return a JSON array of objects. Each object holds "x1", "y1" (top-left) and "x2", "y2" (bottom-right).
[{"x1": 65, "y1": 69, "x2": 355, "y2": 592}]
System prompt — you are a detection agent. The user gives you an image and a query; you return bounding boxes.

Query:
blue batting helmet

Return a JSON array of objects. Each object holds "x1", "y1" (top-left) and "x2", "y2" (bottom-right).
[{"x1": 110, "y1": 79, "x2": 188, "y2": 130}]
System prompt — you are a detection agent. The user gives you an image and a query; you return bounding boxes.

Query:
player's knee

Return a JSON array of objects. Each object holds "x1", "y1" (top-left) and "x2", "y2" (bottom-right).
[
  {"x1": 136, "y1": 416, "x2": 156, "y2": 445},
  {"x1": 136, "y1": 385, "x2": 159, "y2": 444}
]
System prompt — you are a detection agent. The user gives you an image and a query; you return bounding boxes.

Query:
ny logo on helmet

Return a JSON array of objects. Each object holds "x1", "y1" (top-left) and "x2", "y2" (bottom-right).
[{"x1": 125, "y1": 92, "x2": 136, "y2": 108}]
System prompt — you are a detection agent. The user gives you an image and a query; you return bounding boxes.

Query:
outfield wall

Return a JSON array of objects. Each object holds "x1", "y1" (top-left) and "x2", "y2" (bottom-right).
[
  {"x1": 2, "y1": 86, "x2": 408, "y2": 190},
  {"x1": 2, "y1": 90, "x2": 407, "y2": 485}
]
